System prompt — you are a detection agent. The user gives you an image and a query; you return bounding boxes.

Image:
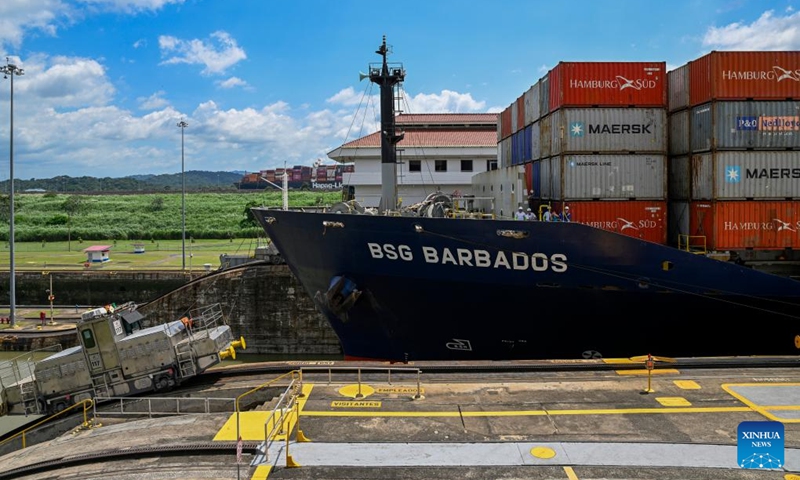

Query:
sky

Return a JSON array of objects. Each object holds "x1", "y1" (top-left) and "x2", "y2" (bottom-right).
[{"x1": 0, "y1": 0, "x2": 797, "y2": 179}]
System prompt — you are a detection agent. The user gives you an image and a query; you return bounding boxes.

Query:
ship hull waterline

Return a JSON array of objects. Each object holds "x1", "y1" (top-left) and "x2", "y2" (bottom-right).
[{"x1": 253, "y1": 208, "x2": 800, "y2": 362}]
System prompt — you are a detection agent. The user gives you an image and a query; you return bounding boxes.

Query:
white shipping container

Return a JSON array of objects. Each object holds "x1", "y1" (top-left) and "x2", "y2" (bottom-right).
[
  {"x1": 693, "y1": 151, "x2": 800, "y2": 199},
  {"x1": 540, "y1": 156, "x2": 551, "y2": 198},
  {"x1": 550, "y1": 108, "x2": 667, "y2": 155},
  {"x1": 691, "y1": 101, "x2": 800, "y2": 152},
  {"x1": 524, "y1": 82, "x2": 541, "y2": 126},
  {"x1": 668, "y1": 109, "x2": 690, "y2": 156},
  {"x1": 500, "y1": 137, "x2": 512, "y2": 169},
  {"x1": 539, "y1": 114, "x2": 552, "y2": 158},
  {"x1": 530, "y1": 121, "x2": 541, "y2": 160},
  {"x1": 668, "y1": 64, "x2": 690, "y2": 113},
  {"x1": 511, "y1": 100, "x2": 518, "y2": 134},
  {"x1": 551, "y1": 154, "x2": 667, "y2": 200}
]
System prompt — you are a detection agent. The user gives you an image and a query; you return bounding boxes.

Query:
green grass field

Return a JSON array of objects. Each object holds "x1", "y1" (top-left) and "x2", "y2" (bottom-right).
[{"x1": 0, "y1": 238, "x2": 264, "y2": 271}]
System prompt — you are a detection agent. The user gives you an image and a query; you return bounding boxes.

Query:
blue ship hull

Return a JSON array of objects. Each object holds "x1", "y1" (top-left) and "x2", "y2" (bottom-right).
[{"x1": 252, "y1": 208, "x2": 800, "y2": 361}]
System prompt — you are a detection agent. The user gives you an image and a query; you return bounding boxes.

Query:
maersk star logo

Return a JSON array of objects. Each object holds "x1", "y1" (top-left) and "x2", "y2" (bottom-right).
[
  {"x1": 726, "y1": 166, "x2": 741, "y2": 183},
  {"x1": 569, "y1": 122, "x2": 584, "y2": 137}
]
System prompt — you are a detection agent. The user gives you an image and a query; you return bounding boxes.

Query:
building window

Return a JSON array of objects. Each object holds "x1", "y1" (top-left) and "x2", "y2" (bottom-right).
[
  {"x1": 409, "y1": 160, "x2": 421, "y2": 172},
  {"x1": 435, "y1": 160, "x2": 447, "y2": 172},
  {"x1": 460, "y1": 160, "x2": 473, "y2": 172},
  {"x1": 487, "y1": 159, "x2": 498, "y2": 171}
]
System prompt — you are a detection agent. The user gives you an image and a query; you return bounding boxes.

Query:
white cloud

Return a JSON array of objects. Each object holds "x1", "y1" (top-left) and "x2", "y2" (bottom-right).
[
  {"x1": 76, "y1": 0, "x2": 185, "y2": 14},
  {"x1": 217, "y1": 77, "x2": 248, "y2": 89},
  {"x1": 404, "y1": 90, "x2": 486, "y2": 113},
  {"x1": 133, "y1": 39, "x2": 146, "y2": 49},
  {"x1": 326, "y1": 87, "x2": 366, "y2": 107},
  {"x1": 0, "y1": 0, "x2": 67, "y2": 48},
  {"x1": 158, "y1": 31, "x2": 247, "y2": 75},
  {"x1": 20, "y1": 54, "x2": 115, "y2": 108},
  {"x1": 703, "y1": 10, "x2": 800, "y2": 50},
  {"x1": 138, "y1": 90, "x2": 169, "y2": 110}
]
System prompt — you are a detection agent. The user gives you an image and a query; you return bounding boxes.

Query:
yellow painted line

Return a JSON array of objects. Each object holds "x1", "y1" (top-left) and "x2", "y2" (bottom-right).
[
  {"x1": 250, "y1": 465, "x2": 271, "y2": 480},
  {"x1": 655, "y1": 397, "x2": 691, "y2": 407},
  {"x1": 214, "y1": 383, "x2": 315, "y2": 441},
  {"x1": 602, "y1": 358, "x2": 637, "y2": 364},
  {"x1": 331, "y1": 401, "x2": 382, "y2": 408},
  {"x1": 564, "y1": 466, "x2": 579, "y2": 480},
  {"x1": 615, "y1": 369, "x2": 680, "y2": 375},
  {"x1": 674, "y1": 380, "x2": 701, "y2": 390},
  {"x1": 722, "y1": 383, "x2": 800, "y2": 423},
  {"x1": 300, "y1": 406, "x2": 750, "y2": 417}
]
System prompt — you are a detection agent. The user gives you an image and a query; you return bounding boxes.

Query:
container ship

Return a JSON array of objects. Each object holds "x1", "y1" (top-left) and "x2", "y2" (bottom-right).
[
  {"x1": 235, "y1": 163, "x2": 354, "y2": 190},
  {"x1": 252, "y1": 39, "x2": 800, "y2": 362}
]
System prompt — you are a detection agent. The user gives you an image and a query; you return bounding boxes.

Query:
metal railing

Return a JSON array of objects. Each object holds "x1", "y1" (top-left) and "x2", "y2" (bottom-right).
[
  {"x1": 298, "y1": 366, "x2": 423, "y2": 399},
  {"x1": 0, "y1": 398, "x2": 93, "y2": 451},
  {"x1": 678, "y1": 234, "x2": 707, "y2": 254},
  {"x1": 93, "y1": 396, "x2": 236, "y2": 418}
]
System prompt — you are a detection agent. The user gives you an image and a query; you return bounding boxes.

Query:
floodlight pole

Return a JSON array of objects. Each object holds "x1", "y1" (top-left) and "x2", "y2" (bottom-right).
[
  {"x1": 1, "y1": 59, "x2": 23, "y2": 328},
  {"x1": 177, "y1": 120, "x2": 188, "y2": 272}
]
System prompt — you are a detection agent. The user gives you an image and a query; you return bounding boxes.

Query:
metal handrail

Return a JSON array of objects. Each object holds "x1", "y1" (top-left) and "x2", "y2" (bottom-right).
[
  {"x1": 0, "y1": 398, "x2": 93, "y2": 450},
  {"x1": 93, "y1": 396, "x2": 236, "y2": 418},
  {"x1": 299, "y1": 366, "x2": 423, "y2": 399},
  {"x1": 235, "y1": 370, "x2": 299, "y2": 455}
]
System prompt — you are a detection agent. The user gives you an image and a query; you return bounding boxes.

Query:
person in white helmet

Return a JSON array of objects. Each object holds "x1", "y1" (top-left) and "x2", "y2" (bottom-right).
[
  {"x1": 514, "y1": 206, "x2": 526, "y2": 220},
  {"x1": 525, "y1": 207, "x2": 536, "y2": 221},
  {"x1": 562, "y1": 205, "x2": 572, "y2": 222}
]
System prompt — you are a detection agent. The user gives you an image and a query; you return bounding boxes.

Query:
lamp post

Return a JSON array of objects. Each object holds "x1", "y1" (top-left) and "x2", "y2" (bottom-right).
[
  {"x1": 177, "y1": 120, "x2": 188, "y2": 272},
  {"x1": 1, "y1": 59, "x2": 23, "y2": 328}
]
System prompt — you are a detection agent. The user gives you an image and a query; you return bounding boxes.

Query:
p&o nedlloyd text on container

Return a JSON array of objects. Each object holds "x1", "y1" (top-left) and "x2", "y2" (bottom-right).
[
  {"x1": 689, "y1": 51, "x2": 800, "y2": 106},
  {"x1": 688, "y1": 201, "x2": 800, "y2": 250},
  {"x1": 691, "y1": 101, "x2": 800, "y2": 152},
  {"x1": 524, "y1": 81, "x2": 541, "y2": 126},
  {"x1": 548, "y1": 154, "x2": 666, "y2": 200},
  {"x1": 668, "y1": 64, "x2": 690, "y2": 112},
  {"x1": 689, "y1": 151, "x2": 800, "y2": 200},
  {"x1": 548, "y1": 62, "x2": 667, "y2": 112},
  {"x1": 550, "y1": 108, "x2": 667, "y2": 155}
]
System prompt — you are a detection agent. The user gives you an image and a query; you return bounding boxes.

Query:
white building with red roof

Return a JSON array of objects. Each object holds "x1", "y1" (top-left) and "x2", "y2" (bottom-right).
[
  {"x1": 83, "y1": 245, "x2": 112, "y2": 263},
  {"x1": 327, "y1": 113, "x2": 498, "y2": 208}
]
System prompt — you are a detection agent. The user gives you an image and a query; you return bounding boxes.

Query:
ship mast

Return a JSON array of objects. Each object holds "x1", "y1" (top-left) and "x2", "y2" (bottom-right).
[{"x1": 367, "y1": 36, "x2": 405, "y2": 213}]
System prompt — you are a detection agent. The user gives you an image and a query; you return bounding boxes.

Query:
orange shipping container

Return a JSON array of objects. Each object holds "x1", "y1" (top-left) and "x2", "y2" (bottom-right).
[
  {"x1": 689, "y1": 51, "x2": 800, "y2": 106},
  {"x1": 689, "y1": 201, "x2": 800, "y2": 250},
  {"x1": 556, "y1": 200, "x2": 667, "y2": 244},
  {"x1": 548, "y1": 62, "x2": 666, "y2": 112}
]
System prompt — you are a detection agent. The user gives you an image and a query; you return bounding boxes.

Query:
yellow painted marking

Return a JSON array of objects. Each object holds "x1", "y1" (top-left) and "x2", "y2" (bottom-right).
[
  {"x1": 722, "y1": 383, "x2": 800, "y2": 423},
  {"x1": 602, "y1": 358, "x2": 637, "y2": 364},
  {"x1": 785, "y1": 474, "x2": 800, "y2": 480},
  {"x1": 300, "y1": 406, "x2": 750, "y2": 417},
  {"x1": 674, "y1": 380, "x2": 701, "y2": 390},
  {"x1": 338, "y1": 384, "x2": 375, "y2": 399},
  {"x1": 530, "y1": 446, "x2": 556, "y2": 459},
  {"x1": 214, "y1": 383, "x2": 314, "y2": 441},
  {"x1": 616, "y1": 369, "x2": 680, "y2": 375},
  {"x1": 564, "y1": 466, "x2": 579, "y2": 480},
  {"x1": 375, "y1": 387, "x2": 425, "y2": 395},
  {"x1": 655, "y1": 397, "x2": 692, "y2": 407},
  {"x1": 250, "y1": 465, "x2": 272, "y2": 480},
  {"x1": 331, "y1": 401, "x2": 382, "y2": 408}
]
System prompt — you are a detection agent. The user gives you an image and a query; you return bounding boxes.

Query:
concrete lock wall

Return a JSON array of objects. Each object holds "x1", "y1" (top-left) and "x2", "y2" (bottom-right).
[{"x1": 0, "y1": 265, "x2": 343, "y2": 356}]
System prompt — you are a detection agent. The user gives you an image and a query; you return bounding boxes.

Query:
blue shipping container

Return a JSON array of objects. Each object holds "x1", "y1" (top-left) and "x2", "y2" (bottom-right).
[
  {"x1": 523, "y1": 124, "x2": 533, "y2": 162},
  {"x1": 530, "y1": 160, "x2": 541, "y2": 198}
]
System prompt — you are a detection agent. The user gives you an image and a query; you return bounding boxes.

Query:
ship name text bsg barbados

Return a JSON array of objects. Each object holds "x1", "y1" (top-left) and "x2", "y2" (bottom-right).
[{"x1": 367, "y1": 243, "x2": 568, "y2": 273}]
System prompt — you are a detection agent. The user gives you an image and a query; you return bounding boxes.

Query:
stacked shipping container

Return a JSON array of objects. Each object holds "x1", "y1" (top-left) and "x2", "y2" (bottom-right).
[
  {"x1": 667, "y1": 51, "x2": 800, "y2": 252},
  {"x1": 499, "y1": 61, "x2": 669, "y2": 243}
]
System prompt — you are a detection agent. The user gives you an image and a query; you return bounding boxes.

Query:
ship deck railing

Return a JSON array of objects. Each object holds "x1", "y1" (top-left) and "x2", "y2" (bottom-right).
[{"x1": 677, "y1": 234, "x2": 707, "y2": 255}]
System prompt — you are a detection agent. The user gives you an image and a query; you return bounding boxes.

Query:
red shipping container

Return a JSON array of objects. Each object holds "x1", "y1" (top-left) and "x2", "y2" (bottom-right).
[
  {"x1": 689, "y1": 51, "x2": 800, "y2": 106},
  {"x1": 689, "y1": 201, "x2": 800, "y2": 250},
  {"x1": 555, "y1": 200, "x2": 667, "y2": 244},
  {"x1": 516, "y1": 95, "x2": 526, "y2": 130},
  {"x1": 548, "y1": 62, "x2": 666, "y2": 112},
  {"x1": 524, "y1": 162, "x2": 533, "y2": 194},
  {"x1": 500, "y1": 107, "x2": 512, "y2": 139}
]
